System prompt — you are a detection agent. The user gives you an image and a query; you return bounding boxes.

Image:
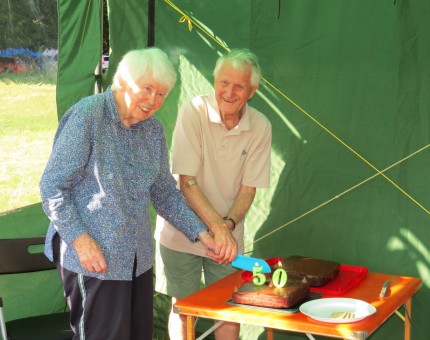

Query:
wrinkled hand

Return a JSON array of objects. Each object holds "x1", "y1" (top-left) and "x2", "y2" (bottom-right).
[
  {"x1": 211, "y1": 223, "x2": 238, "y2": 264},
  {"x1": 198, "y1": 230, "x2": 223, "y2": 262},
  {"x1": 72, "y1": 233, "x2": 107, "y2": 273},
  {"x1": 199, "y1": 224, "x2": 238, "y2": 264}
]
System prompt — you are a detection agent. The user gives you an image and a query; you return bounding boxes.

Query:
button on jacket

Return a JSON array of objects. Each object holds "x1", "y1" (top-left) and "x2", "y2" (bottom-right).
[{"x1": 40, "y1": 88, "x2": 206, "y2": 280}]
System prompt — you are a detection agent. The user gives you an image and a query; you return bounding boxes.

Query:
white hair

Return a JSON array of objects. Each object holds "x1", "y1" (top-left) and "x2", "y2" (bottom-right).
[
  {"x1": 112, "y1": 48, "x2": 177, "y2": 92},
  {"x1": 213, "y1": 49, "x2": 261, "y2": 87}
]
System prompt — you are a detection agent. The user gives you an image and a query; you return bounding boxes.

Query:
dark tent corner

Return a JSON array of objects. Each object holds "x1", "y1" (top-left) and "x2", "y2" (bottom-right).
[{"x1": 1, "y1": 0, "x2": 429, "y2": 339}]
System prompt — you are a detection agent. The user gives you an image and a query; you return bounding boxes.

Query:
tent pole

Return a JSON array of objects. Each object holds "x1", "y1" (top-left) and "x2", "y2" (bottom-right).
[
  {"x1": 147, "y1": 0, "x2": 155, "y2": 47},
  {"x1": 94, "y1": 0, "x2": 103, "y2": 94}
]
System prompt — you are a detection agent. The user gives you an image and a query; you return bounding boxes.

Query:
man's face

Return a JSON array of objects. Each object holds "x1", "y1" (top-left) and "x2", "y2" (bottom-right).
[{"x1": 214, "y1": 62, "x2": 258, "y2": 124}]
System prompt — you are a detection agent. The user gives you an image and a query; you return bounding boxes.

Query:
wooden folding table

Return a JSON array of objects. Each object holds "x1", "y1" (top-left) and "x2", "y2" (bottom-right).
[{"x1": 173, "y1": 270, "x2": 421, "y2": 340}]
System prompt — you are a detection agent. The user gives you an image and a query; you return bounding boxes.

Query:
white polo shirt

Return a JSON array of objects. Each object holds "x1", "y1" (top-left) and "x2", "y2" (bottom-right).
[{"x1": 155, "y1": 93, "x2": 271, "y2": 257}]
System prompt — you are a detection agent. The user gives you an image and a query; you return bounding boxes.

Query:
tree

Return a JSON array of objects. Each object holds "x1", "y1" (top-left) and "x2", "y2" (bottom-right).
[{"x1": 0, "y1": 0, "x2": 58, "y2": 50}]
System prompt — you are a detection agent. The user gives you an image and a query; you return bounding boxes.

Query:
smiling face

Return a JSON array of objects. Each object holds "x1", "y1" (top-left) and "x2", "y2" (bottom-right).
[
  {"x1": 117, "y1": 71, "x2": 168, "y2": 127},
  {"x1": 214, "y1": 62, "x2": 258, "y2": 129}
]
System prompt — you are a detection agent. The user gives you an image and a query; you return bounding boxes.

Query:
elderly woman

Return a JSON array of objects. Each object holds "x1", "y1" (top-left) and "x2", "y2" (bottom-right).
[{"x1": 40, "y1": 48, "x2": 236, "y2": 339}]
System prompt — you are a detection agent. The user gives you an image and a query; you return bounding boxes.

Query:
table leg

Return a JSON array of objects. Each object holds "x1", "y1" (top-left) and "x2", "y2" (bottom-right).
[
  {"x1": 347, "y1": 331, "x2": 367, "y2": 339},
  {"x1": 186, "y1": 315, "x2": 196, "y2": 340},
  {"x1": 266, "y1": 328, "x2": 274, "y2": 340},
  {"x1": 404, "y1": 299, "x2": 412, "y2": 340}
]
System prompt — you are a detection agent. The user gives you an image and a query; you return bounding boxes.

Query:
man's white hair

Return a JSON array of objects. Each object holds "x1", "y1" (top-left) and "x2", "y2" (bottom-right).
[{"x1": 213, "y1": 49, "x2": 261, "y2": 87}]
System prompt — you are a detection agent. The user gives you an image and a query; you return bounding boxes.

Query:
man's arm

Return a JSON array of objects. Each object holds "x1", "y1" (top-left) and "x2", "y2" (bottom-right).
[
  {"x1": 223, "y1": 184, "x2": 256, "y2": 229},
  {"x1": 179, "y1": 175, "x2": 256, "y2": 263}
]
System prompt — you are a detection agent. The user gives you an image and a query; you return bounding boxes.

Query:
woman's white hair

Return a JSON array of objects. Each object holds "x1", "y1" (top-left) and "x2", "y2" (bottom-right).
[
  {"x1": 112, "y1": 48, "x2": 177, "y2": 92},
  {"x1": 213, "y1": 49, "x2": 261, "y2": 87}
]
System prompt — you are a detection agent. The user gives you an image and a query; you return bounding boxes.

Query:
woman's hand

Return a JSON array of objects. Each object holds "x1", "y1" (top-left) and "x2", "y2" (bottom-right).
[{"x1": 73, "y1": 233, "x2": 108, "y2": 273}]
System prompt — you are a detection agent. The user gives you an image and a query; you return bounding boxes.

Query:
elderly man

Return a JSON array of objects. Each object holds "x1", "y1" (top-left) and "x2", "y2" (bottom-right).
[
  {"x1": 155, "y1": 49, "x2": 272, "y2": 339},
  {"x1": 40, "y1": 48, "x2": 234, "y2": 340}
]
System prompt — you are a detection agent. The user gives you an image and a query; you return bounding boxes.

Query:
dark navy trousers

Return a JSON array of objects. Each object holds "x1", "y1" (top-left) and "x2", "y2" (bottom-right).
[{"x1": 53, "y1": 233, "x2": 153, "y2": 340}]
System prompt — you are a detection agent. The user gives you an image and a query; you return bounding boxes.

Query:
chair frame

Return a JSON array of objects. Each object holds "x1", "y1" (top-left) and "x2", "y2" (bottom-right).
[{"x1": 0, "y1": 236, "x2": 72, "y2": 340}]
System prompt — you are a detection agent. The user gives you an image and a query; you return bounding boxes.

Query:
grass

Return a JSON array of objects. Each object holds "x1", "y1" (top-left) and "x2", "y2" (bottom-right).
[{"x1": 0, "y1": 76, "x2": 58, "y2": 213}]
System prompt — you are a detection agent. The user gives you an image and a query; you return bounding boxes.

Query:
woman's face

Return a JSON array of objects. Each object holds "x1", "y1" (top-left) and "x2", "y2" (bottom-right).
[{"x1": 120, "y1": 72, "x2": 168, "y2": 127}]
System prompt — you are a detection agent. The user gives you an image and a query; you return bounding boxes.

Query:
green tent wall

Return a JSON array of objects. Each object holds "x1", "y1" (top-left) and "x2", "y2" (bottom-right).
[{"x1": 1, "y1": 0, "x2": 429, "y2": 339}]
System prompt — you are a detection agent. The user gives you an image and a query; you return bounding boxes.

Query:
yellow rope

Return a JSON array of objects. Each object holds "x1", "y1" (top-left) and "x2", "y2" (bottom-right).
[
  {"x1": 179, "y1": 15, "x2": 193, "y2": 31},
  {"x1": 164, "y1": 0, "x2": 230, "y2": 49},
  {"x1": 263, "y1": 77, "x2": 430, "y2": 216},
  {"x1": 163, "y1": 0, "x2": 429, "y2": 215},
  {"x1": 246, "y1": 143, "x2": 430, "y2": 248},
  {"x1": 163, "y1": 0, "x2": 193, "y2": 31}
]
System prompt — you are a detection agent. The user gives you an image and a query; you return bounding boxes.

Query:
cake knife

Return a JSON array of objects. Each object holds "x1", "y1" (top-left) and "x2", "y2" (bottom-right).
[{"x1": 232, "y1": 254, "x2": 271, "y2": 273}]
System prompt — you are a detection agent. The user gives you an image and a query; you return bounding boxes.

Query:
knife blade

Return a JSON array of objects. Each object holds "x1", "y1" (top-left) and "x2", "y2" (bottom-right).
[{"x1": 232, "y1": 254, "x2": 271, "y2": 273}]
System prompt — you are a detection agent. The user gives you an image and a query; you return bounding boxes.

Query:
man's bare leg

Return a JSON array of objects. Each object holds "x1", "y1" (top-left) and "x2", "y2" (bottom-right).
[
  {"x1": 169, "y1": 297, "x2": 187, "y2": 340},
  {"x1": 214, "y1": 321, "x2": 239, "y2": 340},
  {"x1": 168, "y1": 297, "x2": 239, "y2": 340}
]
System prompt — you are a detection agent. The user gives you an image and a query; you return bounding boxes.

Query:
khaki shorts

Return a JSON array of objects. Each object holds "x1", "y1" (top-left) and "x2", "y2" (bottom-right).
[{"x1": 155, "y1": 243, "x2": 237, "y2": 299}]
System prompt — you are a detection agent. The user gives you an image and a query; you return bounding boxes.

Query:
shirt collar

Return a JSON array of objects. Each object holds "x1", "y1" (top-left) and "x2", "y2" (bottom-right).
[
  {"x1": 106, "y1": 87, "x2": 149, "y2": 130},
  {"x1": 106, "y1": 87, "x2": 121, "y2": 125},
  {"x1": 207, "y1": 93, "x2": 251, "y2": 132}
]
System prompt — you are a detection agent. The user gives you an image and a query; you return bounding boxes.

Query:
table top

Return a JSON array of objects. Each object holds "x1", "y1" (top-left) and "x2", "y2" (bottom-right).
[{"x1": 174, "y1": 270, "x2": 421, "y2": 339}]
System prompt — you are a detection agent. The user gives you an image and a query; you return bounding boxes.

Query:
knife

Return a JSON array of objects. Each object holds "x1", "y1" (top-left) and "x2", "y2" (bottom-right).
[{"x1": 232, "y1": 254, "x2": 271, "y2": 273}]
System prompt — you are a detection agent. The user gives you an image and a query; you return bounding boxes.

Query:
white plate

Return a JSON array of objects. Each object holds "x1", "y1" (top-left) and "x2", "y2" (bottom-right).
[{"x1": 299, "y1": 298, "x2": 376, "y2": 323}]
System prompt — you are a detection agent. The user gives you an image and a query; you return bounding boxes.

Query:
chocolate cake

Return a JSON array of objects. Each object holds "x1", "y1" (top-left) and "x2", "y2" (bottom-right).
[
  {"x1": 232, "y1": 279, "x2": 310, "y2": 309},
  {"x1": 280, "y1": 256, "x2": 340, "y2": 287}
]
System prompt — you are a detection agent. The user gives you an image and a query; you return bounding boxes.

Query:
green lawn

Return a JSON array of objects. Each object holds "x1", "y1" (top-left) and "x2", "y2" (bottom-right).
[{"x1": 0, "y1": 79, "x2": 58, "y2": 213}]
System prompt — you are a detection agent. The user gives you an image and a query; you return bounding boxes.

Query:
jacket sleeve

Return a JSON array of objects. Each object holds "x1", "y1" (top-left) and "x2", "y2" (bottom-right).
[
  {"x1": 39, "y1": 105, "x2": 91, "y2": 244},
  {"x1": 150, "y1": 130, "x2": 206, "y2": 242}
]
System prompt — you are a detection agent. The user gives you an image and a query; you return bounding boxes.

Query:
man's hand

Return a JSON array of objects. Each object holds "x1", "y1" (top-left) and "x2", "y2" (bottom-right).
[
  {"x1": 198, "y1": 229, "x2": 238, "y2": 264},
  {"x1": 209, "y1": 223, "x2": 238, "y2": 264},
  {"x1": 72, "y1": 233, "x2": 107, "y2": 273},
  {"x1": 198, "y1": 226, "x2": 238, "y2": 264}
]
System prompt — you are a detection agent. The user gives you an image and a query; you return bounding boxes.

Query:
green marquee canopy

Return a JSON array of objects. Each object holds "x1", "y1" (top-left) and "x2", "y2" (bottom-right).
[{"x1": 1, "y1": 1, "x2": 429, "y2": 339}]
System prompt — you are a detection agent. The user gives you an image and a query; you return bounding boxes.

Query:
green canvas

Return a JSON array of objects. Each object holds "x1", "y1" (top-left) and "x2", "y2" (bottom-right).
[{"x1": 1, "y1": 0, "x2": 429, "y2": 339}]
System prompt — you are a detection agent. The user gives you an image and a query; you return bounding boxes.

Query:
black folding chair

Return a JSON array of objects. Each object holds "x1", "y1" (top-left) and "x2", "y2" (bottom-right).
[{"x1": 0, "y1": 237, "x2": 72, "y2": 340}]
